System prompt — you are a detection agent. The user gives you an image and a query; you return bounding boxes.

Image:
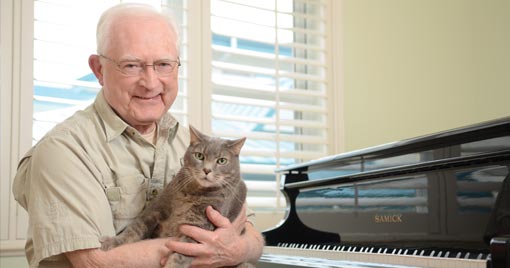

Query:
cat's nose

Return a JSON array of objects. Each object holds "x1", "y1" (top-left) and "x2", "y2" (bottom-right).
[{"x1": 203, "y1": 168, "x2": 211, "y2": 174}]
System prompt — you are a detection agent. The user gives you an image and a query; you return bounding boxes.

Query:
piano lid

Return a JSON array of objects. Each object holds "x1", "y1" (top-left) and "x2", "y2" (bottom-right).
[{"x1": 275, "y1": 116, "x2": 510, "y2": 175}]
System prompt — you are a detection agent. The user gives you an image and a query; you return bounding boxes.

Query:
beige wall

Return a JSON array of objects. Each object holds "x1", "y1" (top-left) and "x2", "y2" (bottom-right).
[{"x1": 340, "y1": 0, "x2": 510, "y2": 151}]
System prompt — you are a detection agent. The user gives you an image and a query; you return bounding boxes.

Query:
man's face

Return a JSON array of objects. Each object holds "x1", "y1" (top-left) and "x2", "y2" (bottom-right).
[{"x1": 99, "y1": 16, "x2": 179, "y2": 133}]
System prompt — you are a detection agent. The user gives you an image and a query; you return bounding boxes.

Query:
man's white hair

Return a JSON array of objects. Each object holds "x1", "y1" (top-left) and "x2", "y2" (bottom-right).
[{"x1": 96, "y1": 3, "x2": 180, "y2": 55}]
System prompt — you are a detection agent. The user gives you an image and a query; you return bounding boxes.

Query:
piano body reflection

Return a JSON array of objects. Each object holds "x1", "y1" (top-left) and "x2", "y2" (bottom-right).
[{"x1": 260, "y1": 117, "x2": 510, "y2": 268}]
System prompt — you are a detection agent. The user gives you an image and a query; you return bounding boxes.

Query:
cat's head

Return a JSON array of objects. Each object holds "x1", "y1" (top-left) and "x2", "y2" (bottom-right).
[{"x1": 182, "y1": 125, "x2": 246, "y2": 189}]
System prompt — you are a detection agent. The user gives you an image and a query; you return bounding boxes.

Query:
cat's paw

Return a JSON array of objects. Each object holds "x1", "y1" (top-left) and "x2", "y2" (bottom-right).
[{"x1": 99, "y1": 236, "x2": 120, "y2": 251}]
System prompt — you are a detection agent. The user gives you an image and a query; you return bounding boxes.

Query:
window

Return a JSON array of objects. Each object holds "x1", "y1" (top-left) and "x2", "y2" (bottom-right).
[
  {"x1": 31, "y1": 0, "x2": 330, "y2": 211},
  {"x1": 209, "y1": 0, "x2": 330, "y2": 209}
]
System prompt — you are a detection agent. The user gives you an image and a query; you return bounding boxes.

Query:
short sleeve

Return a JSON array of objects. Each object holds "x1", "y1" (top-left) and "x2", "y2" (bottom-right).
[{"x1": 25, "y1": 134, "x2": 115, "y2": 267}]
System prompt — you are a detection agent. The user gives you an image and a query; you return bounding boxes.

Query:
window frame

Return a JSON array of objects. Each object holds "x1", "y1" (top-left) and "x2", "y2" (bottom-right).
[{"x1": 0, "y1": 0, "x2": 34, "y2": 254}]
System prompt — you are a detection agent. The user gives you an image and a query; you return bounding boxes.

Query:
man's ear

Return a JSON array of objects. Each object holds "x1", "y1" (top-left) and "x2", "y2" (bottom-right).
[{"x1": 88, "y1": 54, "x2": 104, "y2": 86}]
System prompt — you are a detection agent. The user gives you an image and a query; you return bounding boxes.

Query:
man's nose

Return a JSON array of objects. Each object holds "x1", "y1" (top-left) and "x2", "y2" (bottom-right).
[{"x1": 139, "y1": 65, "x2": 159, "y2": 88}]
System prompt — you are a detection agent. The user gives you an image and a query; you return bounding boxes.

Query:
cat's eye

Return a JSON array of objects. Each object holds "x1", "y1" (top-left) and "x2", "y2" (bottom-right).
[
  {"x1": 217, "y1": 158, "x2": 228, "y2": 165},
  {"x1": 193, "y1": 152, "x2": 205, "y2": 160}
]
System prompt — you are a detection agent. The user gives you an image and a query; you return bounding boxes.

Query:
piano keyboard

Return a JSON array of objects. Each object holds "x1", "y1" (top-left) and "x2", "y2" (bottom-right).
[{"x1": 260, "y1": 244, "x2": 489, "y2": 268}]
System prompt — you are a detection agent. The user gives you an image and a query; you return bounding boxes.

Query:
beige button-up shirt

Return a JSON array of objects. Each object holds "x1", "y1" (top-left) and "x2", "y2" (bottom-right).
[{"x1": 13, "y1": 90, "x2": 190, "y2": 268}]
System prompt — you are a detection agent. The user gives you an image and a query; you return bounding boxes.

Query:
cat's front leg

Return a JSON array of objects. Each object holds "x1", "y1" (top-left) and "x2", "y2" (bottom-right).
[
  {"x1": 99, "y1": 235, "x2": 124, "y2": 251},
  {"x1": 100, "y1": 227, "x2": 142, "y2": 250},
  {"x1": 100, "y1": 225, "x2": 148, "y2": 250},
  {"x1": 101, "y1": 210, "x2": 163, "y2": 250}
]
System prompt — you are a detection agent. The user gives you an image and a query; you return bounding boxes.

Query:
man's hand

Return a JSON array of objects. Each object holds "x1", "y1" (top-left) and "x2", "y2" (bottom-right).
[{"x1": 166, "y1": 205, "x2": 249, "y2": 268}]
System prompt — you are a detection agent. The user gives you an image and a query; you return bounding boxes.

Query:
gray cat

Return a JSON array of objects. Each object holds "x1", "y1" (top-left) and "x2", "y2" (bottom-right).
[{"x1": 101, "y1": 126, "x2": 255, "y2": 268}]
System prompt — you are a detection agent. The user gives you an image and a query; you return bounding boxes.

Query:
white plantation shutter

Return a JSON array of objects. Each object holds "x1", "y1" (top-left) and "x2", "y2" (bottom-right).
[
  {"x1": 33, "y1": 0, "x2": 106, "y2": 142},
  {"x1": 209, "y1": 0, "x2": 330, "y2": 208}
]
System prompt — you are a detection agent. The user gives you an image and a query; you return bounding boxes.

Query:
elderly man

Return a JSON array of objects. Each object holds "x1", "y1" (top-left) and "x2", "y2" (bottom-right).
[{"x1": 13, "y1": 3, "x2": 263, "y2": 268}]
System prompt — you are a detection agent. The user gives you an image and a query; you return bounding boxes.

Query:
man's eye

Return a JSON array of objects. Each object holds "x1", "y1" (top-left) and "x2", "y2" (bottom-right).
[
  {"x1": 121, "y1": 62, "x2": 142, "y2": 69},
  {"x1": 193, "y1": 152, "x2": 205, "y2": 160},
  {"x1": 156, "y1": 62, "x2": 174, "y2": 70},
  {"x1": 157, "y1": 62, "x2": 172, "y2": 67},
  {"x1": 217, "y1": 158, "x2": 228, "y2": 165}
]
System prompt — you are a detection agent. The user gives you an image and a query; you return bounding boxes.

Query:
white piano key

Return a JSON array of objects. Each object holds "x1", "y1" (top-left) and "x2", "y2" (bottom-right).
[{"x1": 262, "y1": 246, "x2": 488, "y2": 268}]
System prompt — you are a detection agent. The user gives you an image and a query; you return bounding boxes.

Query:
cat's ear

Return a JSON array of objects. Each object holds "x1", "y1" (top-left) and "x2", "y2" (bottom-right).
[
  {"x1": 189, "y1": 125, "x2": 205, "y2": 145},
  {"x1": 229, "y1": 137, "x2": 246, "y2": 156}
]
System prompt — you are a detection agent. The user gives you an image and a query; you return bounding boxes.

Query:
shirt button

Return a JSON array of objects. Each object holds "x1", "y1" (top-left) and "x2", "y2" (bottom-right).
[{"x1": 151, "y1": 189, "x2": 159, "y2": 197}]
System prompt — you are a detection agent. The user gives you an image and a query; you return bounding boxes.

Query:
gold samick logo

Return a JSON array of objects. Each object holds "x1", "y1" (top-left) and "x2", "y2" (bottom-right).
[{"x1": 374, "y1": 214, "x2": 403, "y2": 223}]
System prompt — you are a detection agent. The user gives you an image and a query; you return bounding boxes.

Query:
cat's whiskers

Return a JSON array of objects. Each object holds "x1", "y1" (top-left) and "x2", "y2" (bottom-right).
[
  {"x1": 166, "y1": 169, "x2": 196, "y2": 195},
  {"x1": 219, "y1": 179, "x2": 247, "y2": 205}
]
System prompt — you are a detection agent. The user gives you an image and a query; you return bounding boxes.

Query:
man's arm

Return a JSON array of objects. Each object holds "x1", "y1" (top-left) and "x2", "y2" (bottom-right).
[
  {"x1": 167, "y1": 206, "x2": 265, "y2": 268},
  {"x1": 242, "y1": 221, "x2": 265, "y2": 263},
  {"x1": 66, "y1": 238, "x2": 170, "y2": 268}
]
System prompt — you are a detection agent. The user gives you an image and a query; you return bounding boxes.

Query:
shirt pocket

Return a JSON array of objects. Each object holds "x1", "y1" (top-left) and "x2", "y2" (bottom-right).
[{"x1": 106, "y1": 174, "x2": 148, "y2": 232}]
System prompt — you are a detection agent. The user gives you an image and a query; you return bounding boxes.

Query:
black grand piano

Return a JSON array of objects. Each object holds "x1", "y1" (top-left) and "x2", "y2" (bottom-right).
[{"x1": 260, "y1": 117, "x2": 510, "y2": 268}]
